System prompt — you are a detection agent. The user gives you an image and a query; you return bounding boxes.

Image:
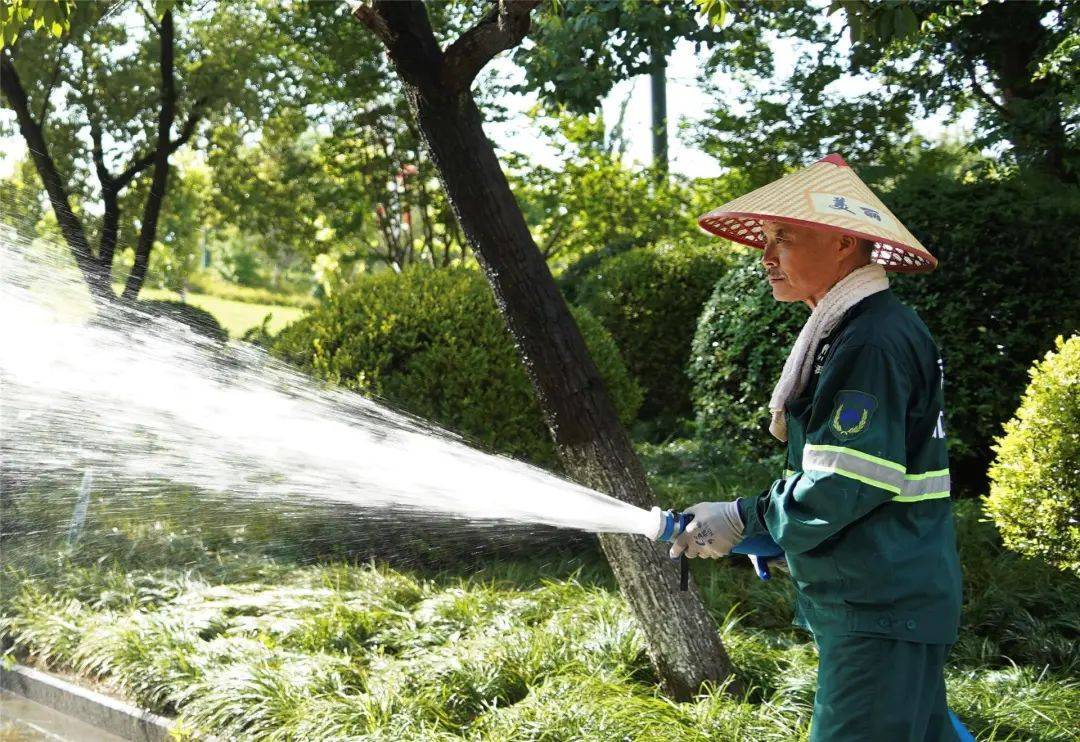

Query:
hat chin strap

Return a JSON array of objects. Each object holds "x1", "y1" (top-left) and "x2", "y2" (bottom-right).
[{"x1": 768, "y1": 263, "x2": 889, "y2": 442}]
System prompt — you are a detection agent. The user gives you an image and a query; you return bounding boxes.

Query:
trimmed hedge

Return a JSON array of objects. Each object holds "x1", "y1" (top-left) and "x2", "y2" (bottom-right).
[
  {"x1": 986, "y1": 335, "x2": 1080, "y2": 575},
  {"x1": 571, "y1": 243, "x2": 729, "y2": 430},
  {"x1": 138, "y1": 300, "x2": 228, "y2": 342},
  {"x1": 690, "y1": 169, "x2": 1080, "y2": 483},
  {"x1": 271, "y1": 267, "x2": 642, "y2": 468}
]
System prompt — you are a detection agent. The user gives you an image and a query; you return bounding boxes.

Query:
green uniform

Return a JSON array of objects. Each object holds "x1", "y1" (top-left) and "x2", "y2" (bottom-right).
[{"x1": 738, "y1": 288, "x2": 963, "y2": 741}]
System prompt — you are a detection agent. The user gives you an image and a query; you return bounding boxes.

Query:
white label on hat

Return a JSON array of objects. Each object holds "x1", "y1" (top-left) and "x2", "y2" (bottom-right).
[{"x1": 808, "y1": 192, "x2": 897, "y2": 233}]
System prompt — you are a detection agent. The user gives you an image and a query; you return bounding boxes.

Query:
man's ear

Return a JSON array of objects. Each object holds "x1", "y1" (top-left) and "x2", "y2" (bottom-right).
[{"x1": 837, "y1": 233, "x2": 860, "y2": 255}]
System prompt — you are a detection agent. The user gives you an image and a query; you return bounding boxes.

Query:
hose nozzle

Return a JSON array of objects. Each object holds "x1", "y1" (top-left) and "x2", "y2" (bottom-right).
[{"x1": 649, "y1": 507, "x2": 694, "y2": 591}]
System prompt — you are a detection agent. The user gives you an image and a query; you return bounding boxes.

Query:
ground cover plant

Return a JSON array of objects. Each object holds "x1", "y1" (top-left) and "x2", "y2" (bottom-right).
[{"x1": 2, "y1": 442, "x2": 1077, "y2": 741}]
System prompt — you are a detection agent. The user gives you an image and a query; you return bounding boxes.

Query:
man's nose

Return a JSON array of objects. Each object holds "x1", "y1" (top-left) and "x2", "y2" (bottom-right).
[{"x1": 762, "y1": 242, "x2": 778, "y2": 267}]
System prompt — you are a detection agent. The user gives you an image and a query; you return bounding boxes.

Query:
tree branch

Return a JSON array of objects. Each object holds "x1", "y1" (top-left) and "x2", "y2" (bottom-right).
[
  {"x1": 351, "y1": 1, "x2": 445, "y2": 90},
  {"x1": 88, "y1": 117, "x2": 116, "y2": 189},
  {"x1": 114, "y1": 99, "x2": 205, "y2": 190},
  {"x1": 0, "y1": 50, "x2": 109, "y2": 301},
  {"x1": 134, "y1": 0, "x2": 162, "y2": 35},
  {"x1": 37, "y1": 41, "x2": 68, "y2": 127},
  {"x1": 963, "y1": 58, "x2": 1008, "y2": 117},
  {"x1": 442, "y1": 0, "x2": 543, "y2": 92}
]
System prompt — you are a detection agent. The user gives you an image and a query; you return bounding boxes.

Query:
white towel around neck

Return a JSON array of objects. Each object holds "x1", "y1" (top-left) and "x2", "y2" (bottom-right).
[{"x1": 768, "y1": 262, "x2": 889, "y2": 442}]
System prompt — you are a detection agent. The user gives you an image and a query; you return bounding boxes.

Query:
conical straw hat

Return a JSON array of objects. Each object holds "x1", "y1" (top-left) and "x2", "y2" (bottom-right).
[{"x1": 697, "y1": 153, "x2": 936, "y2": 273}]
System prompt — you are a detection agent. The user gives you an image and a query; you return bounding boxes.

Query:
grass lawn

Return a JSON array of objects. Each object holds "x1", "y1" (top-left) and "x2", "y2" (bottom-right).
[
  {"x1": 138, "y1": 287, "x2": 305, "y2": 338},
  {"x1": 2, "y1": 440, "x2": 1078, "y2": 740}
]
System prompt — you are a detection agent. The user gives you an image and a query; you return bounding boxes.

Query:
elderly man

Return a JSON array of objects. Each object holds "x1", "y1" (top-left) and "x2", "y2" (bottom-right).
[{"x1": 676, "y1": 154, "x2": 966, "y2": 741}]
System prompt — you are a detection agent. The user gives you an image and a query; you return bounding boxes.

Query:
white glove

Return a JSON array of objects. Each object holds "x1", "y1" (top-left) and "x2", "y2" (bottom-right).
[{"x1": 669, "y1": 501, "x2": 744, "y2": 560}]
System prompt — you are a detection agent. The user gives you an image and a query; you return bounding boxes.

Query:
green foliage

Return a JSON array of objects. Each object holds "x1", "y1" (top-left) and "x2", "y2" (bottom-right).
[
  {"x1": 138, "y1": 299, "x2": 227, "y2": 342},
  {"x1": 688, "y1": 249, "x2": 805, "y2": 459},
  {"x1": 572, "y1": 243, "x2": 730, "y2": 429},
  {"x1": 845, "y1": 0, "x2": 1079, "y2": 180},
  {"x1": 271, "y1": 267, "x2": 641, "y2": 467},
  {"x1": 508, "y1": 110, "x2": 730, "y2": 273},
  {"x1": 885, "y1": 163, "x2": 1080, "y2": 480},
  {"x1": 985, "y1": 336, "x2": 1080, "y2": 576},
  {"x1": 0, "y1": 0, "x2": 73, "y2": 47}
]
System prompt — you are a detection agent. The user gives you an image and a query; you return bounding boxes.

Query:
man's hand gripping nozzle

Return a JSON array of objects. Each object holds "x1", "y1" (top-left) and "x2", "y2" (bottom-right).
[{"x1": 650, "y1": 505, "x2": 786, "y2": 590}]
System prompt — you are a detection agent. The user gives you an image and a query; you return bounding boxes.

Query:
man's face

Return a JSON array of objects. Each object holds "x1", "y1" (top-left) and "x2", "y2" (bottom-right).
[{"x1": 760, "y1": 220, "x2": 850, "y2": 304}]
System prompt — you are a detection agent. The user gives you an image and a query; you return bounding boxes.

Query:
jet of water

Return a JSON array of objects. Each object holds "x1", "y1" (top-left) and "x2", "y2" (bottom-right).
[{"x1": 0, "y1": 234, "x2": 662, "y2": 544}]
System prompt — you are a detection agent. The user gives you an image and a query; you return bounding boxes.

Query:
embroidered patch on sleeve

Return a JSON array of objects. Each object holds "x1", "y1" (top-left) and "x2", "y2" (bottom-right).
[{"x1": 830, "y1": 390, "x2": 878, "y2": 440}]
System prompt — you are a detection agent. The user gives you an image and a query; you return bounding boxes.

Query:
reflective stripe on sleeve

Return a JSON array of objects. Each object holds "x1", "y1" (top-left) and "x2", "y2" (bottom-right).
[{"x1": 802, "y1": 445, "x2": 950, "y2": 501}]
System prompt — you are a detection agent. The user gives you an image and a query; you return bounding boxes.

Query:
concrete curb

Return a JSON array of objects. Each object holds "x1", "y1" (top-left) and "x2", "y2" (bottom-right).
[{"x1": 1, "y1": 663, "x2": 176, "y2": 741}]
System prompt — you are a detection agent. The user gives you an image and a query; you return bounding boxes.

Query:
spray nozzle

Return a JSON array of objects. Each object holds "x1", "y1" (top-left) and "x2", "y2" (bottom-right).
[{"x1": 649, "y1": 507, "x2": 694, "y2": 591}]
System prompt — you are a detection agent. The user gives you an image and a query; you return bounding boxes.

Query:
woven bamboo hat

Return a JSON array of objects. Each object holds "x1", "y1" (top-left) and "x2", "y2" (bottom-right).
[{"x1": 697, "y1": 153, "x2": 936, "y2": 273}]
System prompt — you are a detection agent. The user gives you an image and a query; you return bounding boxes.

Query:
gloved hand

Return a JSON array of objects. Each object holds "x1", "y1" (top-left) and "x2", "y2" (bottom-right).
[{"x1": 669, "y1": 501, "x2": 743, "y2": 559}]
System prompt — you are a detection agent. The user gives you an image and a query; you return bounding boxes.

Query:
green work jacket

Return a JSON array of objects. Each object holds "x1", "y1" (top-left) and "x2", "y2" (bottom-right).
[{"x1": 739, "y1": 288, "x2": 962, "y2": 644}]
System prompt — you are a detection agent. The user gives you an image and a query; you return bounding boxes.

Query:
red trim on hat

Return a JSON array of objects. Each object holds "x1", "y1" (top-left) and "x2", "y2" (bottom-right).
[
  {"x1": 817, "y1": 153, "x2": 850, "y2": 168},
  {"x1": 696, "y1": 210, "x2": 937, "y2": 274}
]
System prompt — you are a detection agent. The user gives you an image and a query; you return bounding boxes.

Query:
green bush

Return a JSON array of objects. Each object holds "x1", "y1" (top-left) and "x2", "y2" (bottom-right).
[
  {"x1": 885, "y1": 168, "x2": 1080, "y2": 484},
  {"x1": 571, "y1": 243, "x2": 729, "y2": 431},
  {"x1": 688, "y1": 249, "x2": 805, "y2": 459},
  {"x1": 689, "y1": 166, "x2": 1080, "y2": 483},
  {"x1": 138, "y1": 300, "x2": 228, "y2": 342},
  {"x1": 985, "y1": 335, "x2": 1080, "y2": 576},
  {"x1": 271, "y1": 267, "x2": 641, "y2": 467}
]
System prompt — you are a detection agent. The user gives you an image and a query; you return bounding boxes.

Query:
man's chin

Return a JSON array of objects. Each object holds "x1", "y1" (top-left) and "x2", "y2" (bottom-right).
[{"x1": 769, "y1": 283, "x2": 799, "y2": 302}]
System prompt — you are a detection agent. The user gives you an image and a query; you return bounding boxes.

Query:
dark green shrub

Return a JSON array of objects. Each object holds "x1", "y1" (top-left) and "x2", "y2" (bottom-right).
[
  {"x1": 688, "y1": 249, "x2": 805, "y2": 459},
  {"x1": 138, "y1": 300, "x2": 228, "y2": 342},
  {"x1": 985, "y1": 335, "x2": 1080, "y2": 576},
  {"x1": 571, "y1": 243, "x2": 729, "y2": 430},
  {"x1": 690, "y1": 167, "x2": 1080, "y2": 484},
  {"x1": 272, "y1": 267, "x2": 641, "y2": 468},
  {"x1": 885, "y1": 168, "x2": 1080, "y2": 485}
]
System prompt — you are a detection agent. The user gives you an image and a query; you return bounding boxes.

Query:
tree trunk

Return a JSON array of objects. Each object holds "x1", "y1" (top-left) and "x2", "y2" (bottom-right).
[
  {"x1": 0, "y1": 52, "x2": 111, "y2": 302},
  {"x1": 650, "y1": 45, "x2": 668, "y2": 177},
  {"x1": 122, "y1": 10, "x2": 178, "y2": 301},
  {"x1": 352, "y1": 1, "x2": 740, "y2": 701}
]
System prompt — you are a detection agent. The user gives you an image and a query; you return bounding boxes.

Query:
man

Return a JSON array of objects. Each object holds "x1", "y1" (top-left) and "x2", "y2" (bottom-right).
[{"x1": 675, "y1": 154, "x2": 966, "y2": 741}]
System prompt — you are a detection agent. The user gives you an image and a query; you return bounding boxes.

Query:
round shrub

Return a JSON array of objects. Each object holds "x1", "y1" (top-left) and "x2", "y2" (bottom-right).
[
  {"x1": 138, "y1": 300, "x2": 228, "y2": 342},
  {"x1": 690, "y1": 167, "x2": 1080, "y2": 484},
  {"x1": 271, "y1": 267, "x2": 642, "y2": 468},
  {"x1": 688, "y1": 249, "x2": 805, "y2": 459},
  {"x1": 571, "y1": 243, "x2": 729, "y2": 430},
  {"x1": 986, "y1": 335, "x2": 1080, "y2": 575}
]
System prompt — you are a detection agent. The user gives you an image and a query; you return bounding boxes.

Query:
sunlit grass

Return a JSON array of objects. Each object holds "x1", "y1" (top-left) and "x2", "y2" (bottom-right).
[{"x1": 137, "y1": 287, "x2": 305, "y2": 338}]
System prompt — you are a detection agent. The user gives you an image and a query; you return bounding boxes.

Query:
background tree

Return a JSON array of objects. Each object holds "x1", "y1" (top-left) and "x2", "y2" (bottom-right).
[
  {"x1": 840, "y1": 0, "x2": 1079, "y2": 183},
  {"x1": 351, "y1": 0, "x2": 739, "y2": 699},
  {"x1": 0, "y1": 0, "x2": 286, "y2": 302}
]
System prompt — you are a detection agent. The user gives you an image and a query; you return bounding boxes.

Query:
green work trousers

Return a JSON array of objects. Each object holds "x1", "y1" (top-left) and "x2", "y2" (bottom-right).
[{"x1": 810, "y1": 633, "x2": 958, "y2": 742}]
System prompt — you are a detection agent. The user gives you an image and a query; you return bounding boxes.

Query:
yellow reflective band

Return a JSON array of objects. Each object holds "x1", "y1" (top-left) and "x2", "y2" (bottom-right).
[
  {"x1": 802, "y1": 445, "x2": 951, "y2": 500},
  {"x1": 803, "y1": 444, "x2": 906, "y2": 473},
  {"x1": 904, "y1": 468, "x2": 949, "y2": 481},
  {"x1": 820, "y1": 466, "x2": 907, "y2": 496},
  {"x1": 784, "y1": 469, "x2": 796, "y2": 478},
  {"x1": 893, "y1": 491, "x2": 951, "y2": 502}
]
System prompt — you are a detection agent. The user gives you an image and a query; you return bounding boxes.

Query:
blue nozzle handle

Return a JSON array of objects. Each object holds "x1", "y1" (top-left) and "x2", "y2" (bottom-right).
[{"x1": 730, "y1": 534, "x2": 784, "y2": 580}]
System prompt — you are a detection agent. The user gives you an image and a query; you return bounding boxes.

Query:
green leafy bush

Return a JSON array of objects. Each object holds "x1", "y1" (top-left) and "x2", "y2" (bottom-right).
[
  {"x1": 688, "y1": 249, "x2": 805, "y2": 459},
  {"x1": 272, "y1": 267, "x2": 641, "y2": 467},
  {"x1": 985, "y1": 335, "x2": 1080, "y2": 576},
  {"x1": 885, "y1": 168, "x2": 1080, "y2": 484},
  {"x1": 138, "y1": 300, "x2": 228, "y2": 342},
  {"x1": 571, "y1": 243, "x2": 729, "y2": 431},
  {"x1": 690, "y1": 167, "x2": 1080, "y2": 482}
]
